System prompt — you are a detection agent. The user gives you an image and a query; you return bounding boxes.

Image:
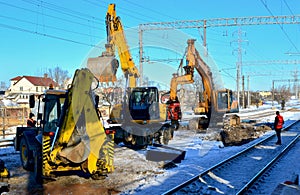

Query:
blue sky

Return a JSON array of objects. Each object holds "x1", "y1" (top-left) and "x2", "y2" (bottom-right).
[{"x1": 0, "y1": 0, "x2": 299, "y2": 92}]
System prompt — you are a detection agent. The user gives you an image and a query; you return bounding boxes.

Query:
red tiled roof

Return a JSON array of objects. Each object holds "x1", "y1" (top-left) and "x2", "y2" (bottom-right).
[
  {"x1": 10, "y1": 76, "x2": 22, "y2": 81},
  {"x1": 13, "y1": 76, "x2": 59, "y2": 87}
]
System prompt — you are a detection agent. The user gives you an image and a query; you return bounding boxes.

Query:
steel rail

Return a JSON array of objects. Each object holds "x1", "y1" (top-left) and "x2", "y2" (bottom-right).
[
  {"x1": 237, "y1": 134, "x2": 300, "y2": 194},
  {"x1": 162, "y1": 120, "x2": 299, "y2": 195}
]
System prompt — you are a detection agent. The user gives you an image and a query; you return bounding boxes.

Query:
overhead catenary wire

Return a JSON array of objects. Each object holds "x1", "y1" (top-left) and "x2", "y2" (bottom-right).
[
  {"x1": 21, "y1": 0, "x2": 104, "y2": 24},
  {"x1": 0, "y1": 14, "x2": 102, "y2": 39},
  {"x1": 0, "y1": 22, "x2": 104, "y2": 49},
  {"x1": 260, "y1": 0, "x2": 300, "y2": 53},
  {"x1": 0, "y1": 1, "x2": 105, "y2": 31}
]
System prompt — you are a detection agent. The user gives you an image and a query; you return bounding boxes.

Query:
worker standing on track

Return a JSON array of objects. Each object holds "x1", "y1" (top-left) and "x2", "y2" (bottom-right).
[
  {"x1": 27, "y1": 113, "x2": 36, "y2": 127},
  {"x1": 274, "y1": 111, "x2": 284, "y2": 145}
]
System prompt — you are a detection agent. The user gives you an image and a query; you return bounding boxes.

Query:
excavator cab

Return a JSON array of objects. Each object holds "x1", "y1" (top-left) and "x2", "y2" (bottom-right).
[
  {"x1": 216, "y1": 89, "x2": 239, "y2": 113},
  {"x1": 128, "y1": 87, "x2": 160, "y2": 121},
  {"x1": 42, "y1": 92, "x2": 65, "y2": 134}
]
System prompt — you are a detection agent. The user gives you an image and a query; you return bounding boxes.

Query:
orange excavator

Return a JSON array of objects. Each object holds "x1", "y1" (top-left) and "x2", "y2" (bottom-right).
[{"x1": 165, "y1": 39, "x2": 239, "y2": 130}]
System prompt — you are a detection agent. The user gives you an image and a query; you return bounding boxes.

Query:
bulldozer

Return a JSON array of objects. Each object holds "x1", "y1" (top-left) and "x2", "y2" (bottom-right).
[{"x1": 14, "y1": 68, "x2": 115, "y2": 183}]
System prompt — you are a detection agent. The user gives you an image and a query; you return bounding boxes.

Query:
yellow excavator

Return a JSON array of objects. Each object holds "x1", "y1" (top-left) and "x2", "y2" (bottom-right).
[
  {"x1": 88, "y1": 4, "x2": 174, "y2": 148},
  {"x1": 14, "y1": 68, "x2": 115, "y2": 183},
  {"x1": 166, "y1": 39, "x2": 239, "y2": 130}
]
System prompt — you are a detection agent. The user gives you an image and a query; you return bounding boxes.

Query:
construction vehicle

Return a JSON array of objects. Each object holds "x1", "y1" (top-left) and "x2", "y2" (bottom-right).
[
  {"x1": 14, "y1": 68, "x2": 115, "y2": 183},
  {"x1": 0, "y1": 159, "x2": 9, "y2": 193},
  {"x1": 87, "y1": 4, "x2": 174, "y2": 148},
  {"x1": 165, "y1": 39, "x2": 239, "y2": 130}
]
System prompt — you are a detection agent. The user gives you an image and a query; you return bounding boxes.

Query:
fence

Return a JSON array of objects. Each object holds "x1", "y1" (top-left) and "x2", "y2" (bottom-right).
[
  {"x1": 0, "y1": 106, "x2": 30, "y2": 139},
  {"x1": 0, "y1": 138, "x2": 14, "y2": 147}
]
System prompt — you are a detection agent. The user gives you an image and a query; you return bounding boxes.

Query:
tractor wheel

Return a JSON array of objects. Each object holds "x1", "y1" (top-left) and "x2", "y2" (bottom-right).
[
  {"x1": 91, "y1": 172, "x2": 107, "y2": 180},
  {"x1": 19, "y1": 137, "x2": 33, "y2": 171},
  {"x1": 160, "y1": 127, "x2": 171, "y2": 145},
  {"x1": 172, "y1": 120, "x2": 180, "y2": 130},
  {"x1": 188, "y1": 118, "x2": 198, "y2": 130},
  {"x1": 33, "y1": 149, "x2": 43, "y2": 185}
]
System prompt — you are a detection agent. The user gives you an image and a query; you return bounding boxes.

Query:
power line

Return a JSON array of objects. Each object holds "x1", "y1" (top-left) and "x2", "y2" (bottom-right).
[
  {"x1": 243, "y1": 60, "x2": 300, "y2": 66},
  {"x1": 125, "y1": 0, "x2": 179, "y2": 21},
  {"x1": 0, "y1": 14, "x2": 102, "y2": 39},
  {"x1": 260, "y1": 0, "x2": 300, "y2": 53},
  {"x1": 0, "y1": 1, "x2": 104, "y2": 31},
  {"x1": 0, "y1": 22, "x2": 104, "y2": 49},
  {"x1": 21, "y1": 0, "x2": 103, "y2": 24},
  {"x1": 283, "y1": 0, "x2": 295, "y2": 15}
]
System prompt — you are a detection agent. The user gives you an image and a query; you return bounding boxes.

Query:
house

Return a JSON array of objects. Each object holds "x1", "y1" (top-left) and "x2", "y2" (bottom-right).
[{"x1": 6, "y1": 74, "x2": 58, "y2": 105}]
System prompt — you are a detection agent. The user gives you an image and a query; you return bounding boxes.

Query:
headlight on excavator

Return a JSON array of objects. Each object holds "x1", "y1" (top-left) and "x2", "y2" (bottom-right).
[
  {"x1": 105, "y1": 129, "x2": 116, "y2": 135},
  {"x1": 43, "y1": 131, "x2": 55, "y2": 136}
]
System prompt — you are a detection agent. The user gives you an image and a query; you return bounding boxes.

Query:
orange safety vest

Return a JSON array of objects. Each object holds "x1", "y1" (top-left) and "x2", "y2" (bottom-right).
[
  {"x1": 27, "y1": 118, "x2": 36, "y2": 127},
  {"x1": 276, "y1": 115, "x2": 284, "y2": 129}
]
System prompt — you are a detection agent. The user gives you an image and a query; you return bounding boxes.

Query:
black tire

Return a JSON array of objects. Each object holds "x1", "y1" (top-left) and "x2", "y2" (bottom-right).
[
  {"x1": 160, "y1": 127, "x2": 170, "y2": 145},
  {"x1": 172, "y1": 120, "x2": 180, "y2": 130},
  {"x1": 19, "y1": 137, "x2": 34, "y2": 171},
  {"x1": 34, "y1": 149, "x2": 43, "y2": 185},
  {"x1": 188, "y1": 118, "x2": 198, "y2": 130},
  {"x1": 91, "y1": 172, "x2": 107, "y2": 180}
]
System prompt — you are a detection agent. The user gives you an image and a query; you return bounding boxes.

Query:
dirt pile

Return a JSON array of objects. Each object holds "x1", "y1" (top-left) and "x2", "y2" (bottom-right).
[{"x1": 220, "y1": 124, "x2": 272, "y2": 146}]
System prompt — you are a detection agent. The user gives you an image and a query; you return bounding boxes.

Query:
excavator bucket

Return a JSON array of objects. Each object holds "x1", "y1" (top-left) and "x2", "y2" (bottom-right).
[{"x1": 87, "y1": 56, "x2": 119, "y2": 83}]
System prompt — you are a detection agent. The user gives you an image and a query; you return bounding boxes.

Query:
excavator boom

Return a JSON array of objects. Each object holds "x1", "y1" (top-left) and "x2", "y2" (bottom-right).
[
  {"x1": 88, "y1": 3, "x2": 139, "y2": 87},
  {"x1": 106, "y1": 4, "x2": 140, "y2": 86}
]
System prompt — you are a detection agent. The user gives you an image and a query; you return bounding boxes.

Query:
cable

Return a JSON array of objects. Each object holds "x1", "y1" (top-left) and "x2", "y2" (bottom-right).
[
  {"x1": 260, "y1": 0, "x2": 299, "y2": 53},
  {"x1": 21, "y1": 0, "x2": 103, "y2": 24},
  {"x1": 125, "y1": 0, "x2": 179, "y2": 21},
  {"x1": 0, "y1": 22, "x2": 104, "y2": 49},
  {"x1": 0, "y1": 1, "x2": 104, "y2": 31},
  {"x1": 0, "y1": 14, "x2": 102, "y2": 39},
  {"x1": 283, "y1": 0, "x2": 295, "y2": 15}
]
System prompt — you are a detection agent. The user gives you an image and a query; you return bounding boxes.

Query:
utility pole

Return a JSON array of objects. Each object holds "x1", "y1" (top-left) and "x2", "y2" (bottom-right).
[
  {"x1": 232, "y1": 28, "x2": 247, "y2": 108},
  {"x1": 247, "y1": 75, "x2": 250, "y2": 108},
  {"x1": 242, "y1": 75, "x2": 245, "y2": 108},
  {"x1": 138, "y1": 26, "x2": 143, "y2": 87},
  {"x1": 139, "y1": 15, "x2": 300, "y2": 91},
  {"x1": 292, "y1": 69, "x2": 299, "y2": 99}
]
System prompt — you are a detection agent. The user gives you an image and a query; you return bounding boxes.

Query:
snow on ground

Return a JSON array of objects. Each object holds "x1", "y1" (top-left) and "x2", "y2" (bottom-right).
[
  {"x1": 0, "y1": 101, "x2": 299, "y2": 195},
  {"x1": 120, "y1": 104, "x2": 300, "y2": 195}
]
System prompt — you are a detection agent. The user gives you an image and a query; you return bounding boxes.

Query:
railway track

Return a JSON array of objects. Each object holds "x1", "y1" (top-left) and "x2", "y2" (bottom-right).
[
  {"x1": 238, "y1": 107, "x2": 298, "y2": 123},
  {"x1": 162, "y1": 119, "x2": 300, "y2": 195}
]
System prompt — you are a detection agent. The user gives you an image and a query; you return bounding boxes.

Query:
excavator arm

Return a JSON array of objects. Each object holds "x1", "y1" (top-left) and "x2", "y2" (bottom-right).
[
  {"x1": 168, "y1": 39, "x2": 218, "y2": 129},
  {"x1": 105, "y1": 3, "x2": 140, "y2": 87},
  {"x1": 87, "y1": 4, "x2": 139, "y2": 87},
  {"x1": 169, "y1": 39, "x2": 195, "y2": 101},
  {"x1": 165, "y1": 39, "x2": 198, "y2": 128}
]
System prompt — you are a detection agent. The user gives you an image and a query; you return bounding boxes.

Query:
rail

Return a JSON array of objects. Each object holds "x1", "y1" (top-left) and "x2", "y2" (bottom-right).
[
  {"x1": 237, "y1": 134, "x2": 300, "y2": 194},
  {"x1": 162, "y1": 120, "x2": 299, "y2": 195}
]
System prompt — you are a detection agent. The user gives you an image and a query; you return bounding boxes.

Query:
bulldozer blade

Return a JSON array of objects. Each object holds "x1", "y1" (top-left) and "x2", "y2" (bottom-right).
[
  {"x1": 146, "y1": 143, "x2": 186, "y2": 164},
  {"x1": 87, "y1": 56, "x2": 119, "y2": 83}
]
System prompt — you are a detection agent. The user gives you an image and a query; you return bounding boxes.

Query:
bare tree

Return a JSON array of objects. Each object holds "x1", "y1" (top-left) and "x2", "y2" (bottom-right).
[
  {"x1": 47, "y1": 66, "x2": 70, "y2": 89},
  {"x1": 273, "y1": 85, "x2": 291, "y2": 104}
]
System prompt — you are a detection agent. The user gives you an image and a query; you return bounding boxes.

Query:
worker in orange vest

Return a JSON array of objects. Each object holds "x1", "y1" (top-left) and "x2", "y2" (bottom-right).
[
  {"x1": 274, "y1": 111, "x2": 284, "y2": 145},
  {"x1": 27, "y1": 113, "x2": 36, "y2": 127}
]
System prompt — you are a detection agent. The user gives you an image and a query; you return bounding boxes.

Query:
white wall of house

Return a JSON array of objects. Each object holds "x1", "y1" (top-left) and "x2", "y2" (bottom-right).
[{"x1": 9, "y1": 78, "x2": 47, "y2": 94}]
